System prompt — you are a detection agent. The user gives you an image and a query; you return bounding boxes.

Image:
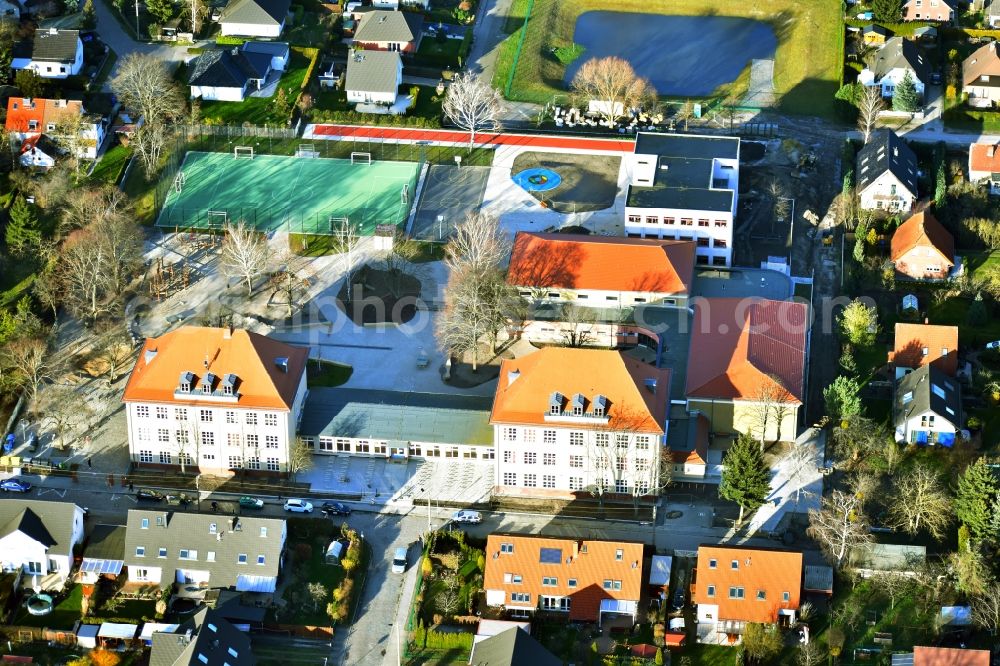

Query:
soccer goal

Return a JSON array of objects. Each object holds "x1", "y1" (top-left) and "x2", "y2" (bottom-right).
[
  {"x1": 174, "y1": 171, "x2": 186, "y2": 193},
  {"x1": 296, "y1": 143, "x2": 319, "y2": 158},
  {"x1": 350, "y1": 151, "x2": 372, "y2": 166},
  {"x1": 234, "y1": 146, "x2": 254, "y2": 160},
  {"x1": 401, "y1": 183, "x2": 409, "y2": 205},
  {"x1": 328, "y1": 216, "x2": 351, "y2": 235},
  {"x1": 207, "y1": 210, "x2": 229, "y2": 229}
]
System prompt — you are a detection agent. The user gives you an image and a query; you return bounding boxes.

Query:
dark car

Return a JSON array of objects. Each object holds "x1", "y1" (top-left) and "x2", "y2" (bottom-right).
[
  {"x1": 321, "y1": 501, "x2": 352, "y2": 516},
  {"x1": 930, "y1": 72, "x2": 943, "y2": 85},
  {"x1": 136, "y1": 489, "x2": 166, "y2": 502},
  {"x1": 0, "y1": 477, "x2": 32, "y2": 493},
  {"x1": 25, "y1": 432, "x2": 38, "y2": 450}
]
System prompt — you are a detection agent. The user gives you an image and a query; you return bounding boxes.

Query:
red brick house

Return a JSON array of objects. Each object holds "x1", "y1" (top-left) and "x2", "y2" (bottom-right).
[{"x1": 890, "y1": 210, "x2": 954, "y2": 280}]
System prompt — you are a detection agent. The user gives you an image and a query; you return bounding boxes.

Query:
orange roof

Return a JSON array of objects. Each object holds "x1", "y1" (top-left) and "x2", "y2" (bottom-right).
[
  {"x1": 913, "y1": 646, "x2": 990, "y2": 666},
  {"x1": 122, "y1": 327, "x2": 308, "y2": 410},
  {"x1": 890, "y1": 211, "x2": 954, "y2": 266},
  {"x1": 889, "y1": 323, "x2": 958, "y2": 376},
  {"x1": 685, "y1": 299, "x2": 808, "y2": 403},
  {"x1": 483, "y1": 534, "x2": 644, "y2": 622},
  {"x1": 506, "y1": 233, "x2": 695, "y2": 296},
  {"x1": 693, "y1": 545, "x2": 803, "y2": 624},
  {"x1": 969, "y1": 142, "x2": 1000, "y2": 174},
  {"x1": 672, "y1": 414, "x2": 709, "y2": 465},
  {"x1": 490, "y1": 348, "x2": 671, "y2": 433},
  {"x1": 5, "y1": 97, "x2": 45, "y2": 135}
]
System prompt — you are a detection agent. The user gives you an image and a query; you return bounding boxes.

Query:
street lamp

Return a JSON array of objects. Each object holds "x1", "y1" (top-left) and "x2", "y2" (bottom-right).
[{"x1": 420, "y1": 487, "x2": 431, "y2": 534}]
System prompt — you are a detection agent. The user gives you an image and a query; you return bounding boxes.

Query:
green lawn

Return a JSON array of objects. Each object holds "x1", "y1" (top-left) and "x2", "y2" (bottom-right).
[
  {"x1": 306, "y1": 360, "x2": 353, "y2": 387},
  {"x1": 943, "y1": 106, "x2": 1000, "y2": 132},
  {"x1": 679, "y1": 644, "x2": 740, "y2": 666},
  {"x1": 89, "y1": 143, "x2": 132, "y2": 186},
  {"x1": 13, "y1": 585, "x2": 83, "y2": 629},
  {"x1": 416, "y1": 33, "x2": 465, "y2": 67},
  {"x1": 200, "y1": 49, "x2": 315, "y2": 125},
  {"x1": 965, "y1": 250, "x2": 1000, "y2": 279},
  {"x1": 90, "y1": 598, "x2": 158, "y2": 622},
  {"x1": 494, "y1": 0, "x2": 843, "y2": 116},
  {"x1": 929, "y1": 296, "x2": 1000, "y2": 347}
]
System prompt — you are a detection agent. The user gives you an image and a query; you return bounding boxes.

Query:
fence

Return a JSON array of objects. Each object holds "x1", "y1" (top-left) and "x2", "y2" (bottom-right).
[{"x1": 504, "y1": 0, "x2": 535, "y2": 97}]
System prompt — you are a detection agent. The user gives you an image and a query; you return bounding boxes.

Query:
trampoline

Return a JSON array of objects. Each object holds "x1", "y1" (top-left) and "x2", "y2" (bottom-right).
[{"x1": 512, "y1": 167, "x2": 561, "y2": 193}]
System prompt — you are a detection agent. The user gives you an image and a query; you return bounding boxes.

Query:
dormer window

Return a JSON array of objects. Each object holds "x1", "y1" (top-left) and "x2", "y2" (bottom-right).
[
  {"x1": 178, "y1": 371, "x2": 194, "y2": 393},
  {"x1": 199, "y1": 372, "x2": 216, "y2": 394},
  {"x1": 593, "y1": 395, "x2": 607, "y2": 417},
  {"x1": 549, "y1": 392, "x2": 563, "y2": 416},
  {"x1": 222, "y1": 373, "x2": 238, "y2": 396},
  {"x1": 571, "y1": 393, "x2": 585, "y2": 416}
]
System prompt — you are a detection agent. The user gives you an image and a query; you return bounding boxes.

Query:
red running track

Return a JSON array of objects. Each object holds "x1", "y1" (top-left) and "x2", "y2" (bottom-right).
[{"x1": 309, "y1": 124, "x2": 637, "y2": 153}]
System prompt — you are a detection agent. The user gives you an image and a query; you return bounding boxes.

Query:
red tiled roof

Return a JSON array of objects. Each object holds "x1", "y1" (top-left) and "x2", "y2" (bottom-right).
[
  {"x1": 491, "y1": 348, "x2": 670, "y2": 432},
  {"x1": 890, "y1": 211, "x2": 954, "y2": 266},
  {"x1": 483, "y1": 535, "x2": 644, "y2": 622},
  {"x1": 969, "y1": 142, "x2": 1000, "y2": 175},
  {"x1": 122, "y1": 326, "x2": 308, "y2": 410},
  {"x1": 913, "y1": 646, "x2": 990, "y2": 666},
  {"x1": 4, "y1": 97, "x2": 84, "y2": 135},
  {"x1": 693, "y1": 545, "x2": 803, "y2": 624},
  {"x1": 685, "y1": 299, "x2": 808, "y2": 403},
  {"x1": 889, "y1": 323, "x2": 959, "y2": 376},
  {"x1": 506, "y1": 233, "x2": 695, "y2": 296},
  {"x1": 672, "y1": 414, "x2": 709, "y2": 465}
]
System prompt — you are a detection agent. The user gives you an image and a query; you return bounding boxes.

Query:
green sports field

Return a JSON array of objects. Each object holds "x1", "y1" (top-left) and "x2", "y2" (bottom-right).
[{"x1": 157, "y1": 151, "x2": 421, "y2": 235}]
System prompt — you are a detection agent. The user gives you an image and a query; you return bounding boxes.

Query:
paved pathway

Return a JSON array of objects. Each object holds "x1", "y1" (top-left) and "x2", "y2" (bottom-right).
[{"x1": 92, "y1": 0, "x2": 194, "y2": 81}]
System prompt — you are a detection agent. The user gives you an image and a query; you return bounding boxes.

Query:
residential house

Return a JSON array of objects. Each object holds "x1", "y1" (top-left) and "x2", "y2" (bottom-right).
[
  {"x1": 79, "y1": 524, "x2": 127, "y2": 584},
  {"x1": 188, "y1": 42, "x2": 288, "y2": 102},
  {"x1": 149, "y1": 608, "x2": 256, "y2": 665},
  {"x1": 218, "y1": 0, "x2": 290, "y2": 37},
  {"x1": 18, "y1": 134, "x2": 59, "y2": 169},
  {"x1": 968, "y1": 141, "x2": 1000, "y2": 192},
  {"x1": 482, "y1": 534, "x2": 644, "y2": 624},
  {"x1": 890, "y1": 210, "x2": 955, "y2": 280},
  {"x1": 352, "y1": 10, "x2": 424, "y2": 53},
  {"x1": 122, "y1": 326, "x2": 308, "y2": 475},
  {"x1": 858, "y1": 37, "x2": 928, "y2": 100},
  {"x1": 298, "y1": 388, "x2": 495, "y2": 463},
  {"x1": 11, "y1": 28, "x2": 83, "y2": 79},
  {"x1": 894, "y1": 364, "x2": 962, "y2": 445},
  {"x1": 5, "y1": 97, "x2": 105, "y2": 159},
  {"x1": 469, "y1": 627, "x2": 560, "y2": 666},
  {"x1": 344, "y1": 50, "x2": 402, "y2": 106},
  {"x1": 123, "y1": 510, "x2": 285, "y2": 591},
  {"x1": 693, "y1": 545, "x2": 803, "y2": 643},
  {"x1": 685, "y1": 298, "x2": 809, "y2": 444},
  {"x1": 0, "y1": 499, "x2": 85, "y2": 588},
  {"x1": 962, "y1": 42, "x2": 1000, "y2": 107},
  {"x1": 856, "y1": 130, "x2": 919, "y2": 212},
  {"x1": 624, "y1": 133, "x2": 740, "y2": 267},
  {"x1": 371, "y1": 0, "x2": 431, "y2": 8},
  {"x1": 902, "y1": 0, "x2": 954, "y2": 21},
  {"x1": 986, "y1": 0, "x2": 1000, "y2": 27},
  {"x1": 889, "y1": 323, "x2": 959, "y2": 378},
  {"x1": 892, "y1": 646, "x2": 990, "y2": 666},
  {"x1": 506, "y1": 233, "x2": 695, "y2": 346},
  {"x1": 862, "y1": 24, "x2": 889, "y2": 45},
  {"x1": 491, "y1": 348, "x2": 671, "y2": 499}
]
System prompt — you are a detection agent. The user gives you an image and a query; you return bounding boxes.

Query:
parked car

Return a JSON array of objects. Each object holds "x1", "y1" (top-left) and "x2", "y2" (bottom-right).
[
  {"x1": 284, "y1": 499, "x2": 313, "y2": 513},
  {"x1": 136, "y1": 489, "x2": 166, "y2": 502},
  {"x1": 930, "y1": 71, "x2": 943, "y2": 85},
  {"x1": 239, "y1": 496, "x2": 264, "y2": 509},
  {"x1": 451, "y1": 510, "x2": 482, "y2": 524},
  {"x1": 321, "y1": 501, "x2": 351, "y2": 516},
  {"x1": 986, "y1": 340, "x2": 1000, "y2": 350},
  {"x1": 0, "y1": 477, "x2": 32, "y2": 493},
  {"x1": 391, "y1": 546, "x2": 408, "y2": 574}
]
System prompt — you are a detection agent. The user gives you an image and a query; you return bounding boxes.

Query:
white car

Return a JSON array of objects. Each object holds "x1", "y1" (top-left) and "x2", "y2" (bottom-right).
[
  {"x1": 283, "y1": 499, "x2": 313, "y2": 513},
  {"x1": 391, "y1": 546, "x2": 408, "y2": 574},
  {"x1": 451, "y1": 510, "x2": 482, "y2": 524},
  {"x1": 986, "y1": 340, "x2": 1000, "y2": 350}
]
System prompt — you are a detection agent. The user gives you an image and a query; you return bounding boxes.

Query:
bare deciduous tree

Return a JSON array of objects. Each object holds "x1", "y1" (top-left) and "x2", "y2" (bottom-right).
[
  {"x1": 444, "y1": 211, "x2": 510, "y2": 275},
  {"x1": 94, "y1": 327, "x2": 135, "y2": 385},
  {"x1": 746, "y1": 379, "x2": 793, "y2": 447},
  {"x1": 39, "y1": 384, "x2": 94, "y2": 450},
  {"x1": 2, "y1": 338, "x2": 50, "y2": 403},
  {"x1": 561, "y1": 302, "x2": 596, "y2": 348},
  {"x1": 335, "y1": 218, "x2": 361, "y2": 299},
  {"x1": 289, "y1": 437, "x2": 314, "y2": 480},
  {"x1": 571, "y1": 56, "x2": 655, "y2": 126},
  {"x1": 221, "y1": 220, "x2": 271, "y2": 295},
  {"x1": 972, "y1": 583, "x2": 1000, "y2": 635},
  {"x1": 442, "y1": 72, "x2": 503, "y2": 149},
  {"x1": 888, "y1": 463, "x2": 953, "y2": 538},
  {"x1": 585, "y1": 406, "x2": 668, "y2": 513},
  {"x1": 807, "y1": 486, "x2": 873, "y2": 568},
  {"x1": 307, "y1": 582, "x2": 328, "y2": 612},
  {"x1": 110, "y1": 54, "x2": 183, "y2": 175},
  {"x1": 857, "y1": 85, "x2": 884, "y2": 144}
]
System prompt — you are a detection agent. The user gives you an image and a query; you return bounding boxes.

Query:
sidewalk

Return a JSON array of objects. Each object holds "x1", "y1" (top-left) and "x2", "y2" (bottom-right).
[{"x1": 381, "y1": 553, "x2": 420, "y2": 666}]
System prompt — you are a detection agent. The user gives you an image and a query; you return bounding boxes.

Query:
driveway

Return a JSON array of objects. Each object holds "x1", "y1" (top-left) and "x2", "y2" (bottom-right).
[{"x1": 93, "y1": 0, "x2": 194, "y2": 82}]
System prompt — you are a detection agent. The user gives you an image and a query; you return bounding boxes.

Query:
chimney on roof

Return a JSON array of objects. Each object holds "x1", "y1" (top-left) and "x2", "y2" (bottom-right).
[
  {"x1": 644, "y1": 378, "x2": 658, "y2": 394},
  {"x1": 276, "y1": 357, "x2": 289, "y2": 373},
  {"x1": 507, "y1": 369, "x2": 520, "y2": 386},
  {"x1": 572, "y1": 541, "x2": 580, "y2": 560},
  {"x1": 223, "y1": 325, "x2": 232, "y2": 339},
  {"x1": 924, "y1": 317, "x2": 929, "y2": 325},
  {"x1": 48, "y1": 27, "x2": 57, "y2": 34},
  {"x1": 144, "y1": 348, "x2": 158, "y2": 365},
  {"x1": 204, "y1": 354, "x2": 210, "y2": 370}
]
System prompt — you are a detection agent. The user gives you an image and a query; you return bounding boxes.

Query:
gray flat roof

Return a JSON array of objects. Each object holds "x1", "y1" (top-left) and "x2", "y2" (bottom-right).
[
  {"x1": 691, "y1": 267, "x2": 793, "y2": 300},
  {"x1": 627, "y1": 134, "x2": 740, "y2": 212},
  {"x1": 300, "y1": 388, "x2": 494, "y2": 446}
]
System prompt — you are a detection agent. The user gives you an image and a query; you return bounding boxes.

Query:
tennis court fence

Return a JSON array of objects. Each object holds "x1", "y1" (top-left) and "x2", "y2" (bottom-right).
[{"x1": 151, "y1": 124, "x2": 494, "y2": 224}]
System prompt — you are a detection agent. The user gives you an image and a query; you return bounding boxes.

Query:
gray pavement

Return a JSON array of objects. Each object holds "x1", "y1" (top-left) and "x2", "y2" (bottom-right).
[{"x1": 93, "y1": 0, "x2": 195, "y2": 81}]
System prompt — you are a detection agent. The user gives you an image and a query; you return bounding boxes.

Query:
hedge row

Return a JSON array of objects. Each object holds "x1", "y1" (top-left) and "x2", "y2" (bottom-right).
[
  {"x1": 216, "y1": 35, "x2": 247, "y2": 45},
  {"x1": 309, "y1": 108, "x2": 442, "y2": 127}
]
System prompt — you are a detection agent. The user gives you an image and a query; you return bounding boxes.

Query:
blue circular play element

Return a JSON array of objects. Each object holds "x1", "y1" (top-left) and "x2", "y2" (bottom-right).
[{"x1": 513, "y1": 167, "x2": 562, "y2": 192}]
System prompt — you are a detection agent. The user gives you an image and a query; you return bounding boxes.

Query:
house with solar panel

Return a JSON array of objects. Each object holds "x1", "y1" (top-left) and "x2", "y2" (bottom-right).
[
  {"x1": 856, "y1": 130, "x2": 919, "y2": 213},
  {"x1": 0, "y1": 499, "x2": 85, "y2": 590},
  {"x1": 79, "y1": 524, "x2": 127, "y2": 585},
  {"x1": 893, "y1": 364, "x2": 962, "y2": 446}
]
